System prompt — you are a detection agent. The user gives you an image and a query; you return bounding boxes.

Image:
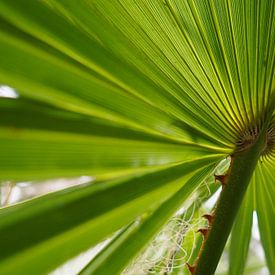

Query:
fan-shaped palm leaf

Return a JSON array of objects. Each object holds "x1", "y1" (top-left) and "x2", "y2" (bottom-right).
[{"x1": 0, "y1": 0, "x2": 274, "y2": 274}]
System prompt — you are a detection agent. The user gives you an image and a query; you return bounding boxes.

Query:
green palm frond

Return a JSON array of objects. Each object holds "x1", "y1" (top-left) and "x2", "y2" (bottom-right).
[{"x1": 0, "y1": 0, "x2": 274, "y2": 274}]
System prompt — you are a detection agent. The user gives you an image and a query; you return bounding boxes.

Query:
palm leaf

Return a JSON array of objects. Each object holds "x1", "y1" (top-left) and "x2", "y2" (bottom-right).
[
  {"x1": 0, "y1": 157, "x2": 221, "y2": 274},
  {"x1": 253, "y1": 161, "x2": 275, "y2": 272},
  {"x1": 79, "y1": 165, "x2": 215, "y2": 275},
  {"x1": 228, "y1": 185, "x2": 253, "y2": 275},
  {"x1": 0, "y1": 0, "x2": 274, "y2": 274}
]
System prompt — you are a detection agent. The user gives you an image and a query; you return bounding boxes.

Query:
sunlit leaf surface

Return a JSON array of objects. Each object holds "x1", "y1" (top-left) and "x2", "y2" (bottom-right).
[{"x1": 0, "y1": 0, "x2": 274, "y2": 274}]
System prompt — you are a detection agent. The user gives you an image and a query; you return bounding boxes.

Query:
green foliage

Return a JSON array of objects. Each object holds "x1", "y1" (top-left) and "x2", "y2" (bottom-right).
[{"x1": 0, "y1": 0, "x2": 274, "y2": 274}]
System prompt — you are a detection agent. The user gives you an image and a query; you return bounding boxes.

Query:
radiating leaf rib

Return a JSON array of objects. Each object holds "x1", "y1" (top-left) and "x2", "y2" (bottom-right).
[
  {"x1": 66, "y1": 0, "x2": 244, "y2": 142},
  {"x1": 0, "y1": 0, "x2": 273, "y2": 142},
  {"x1": 0, "y1": 0, "x2": 249, "y2": 147},
  {"x1": 258, "y1": 1, "x2": 275, "y2": 115},
  {"x1": 163, "y1": 1, "x2": 241, "y2": 134},
  {"x1": 0, "y1": 157, "x2": 220, "y2": 274},
  {"x1": 1, "y1": 0, "x2": 273, "y2": 146},
  {"x1": 0, "y1": 18, "x2": 233, "y2": 148},
  {"x1": 48, "y1": 0, "x2": 239, "y2": 142},
  {"x1": 193, "y1": 1, "x2": 247, "y2": 129},
  {"x1": 228, "y1": 185, "x2": 253, "y2": 275}
]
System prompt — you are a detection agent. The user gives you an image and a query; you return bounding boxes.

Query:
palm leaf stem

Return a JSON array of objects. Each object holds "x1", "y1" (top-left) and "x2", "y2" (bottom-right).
[{"x1": 193, "y1": 125, "x2": 268, "y2": 275}]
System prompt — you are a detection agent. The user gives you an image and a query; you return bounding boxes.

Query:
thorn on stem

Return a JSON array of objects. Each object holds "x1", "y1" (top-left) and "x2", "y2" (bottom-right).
[
  {"x1": 214, "y1": 174, "x2": 228, "y2": 187},
  {"x1": 202, "y1": 214, "x2": 214, "y2": 225},
  {"x1": 197, "y1": 228, "x2": 209, "y2": 237},
  {"x1": 186, "y1": 263, "x2": 196, "y2": 274}
]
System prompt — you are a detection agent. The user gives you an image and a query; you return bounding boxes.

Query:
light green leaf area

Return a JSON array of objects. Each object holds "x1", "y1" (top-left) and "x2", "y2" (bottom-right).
[
  {"x1": 0, "y1": 98, "x2": 223, "y2": 180},
  {"x1": 228, "y1": 159, "x2": 275, "y2": 275},
  {"x1": 0, "y1": 0, "x2": 273, "y2": 148},
  {"x1": 0, "y1": 9, "x2": 229, "y2": 149},
  {"x1": 0, "y1": 160, "x2": 220, "y2": 274},
  {"x1": 253, "y1": 161, "x2": 275, "y2": 273},
  {"x1": 229, "y1": 184, "x2": 253, "y2": 275},
  {"x1": 0, "y1": 0, "x2": 274, "y2": 274}
]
